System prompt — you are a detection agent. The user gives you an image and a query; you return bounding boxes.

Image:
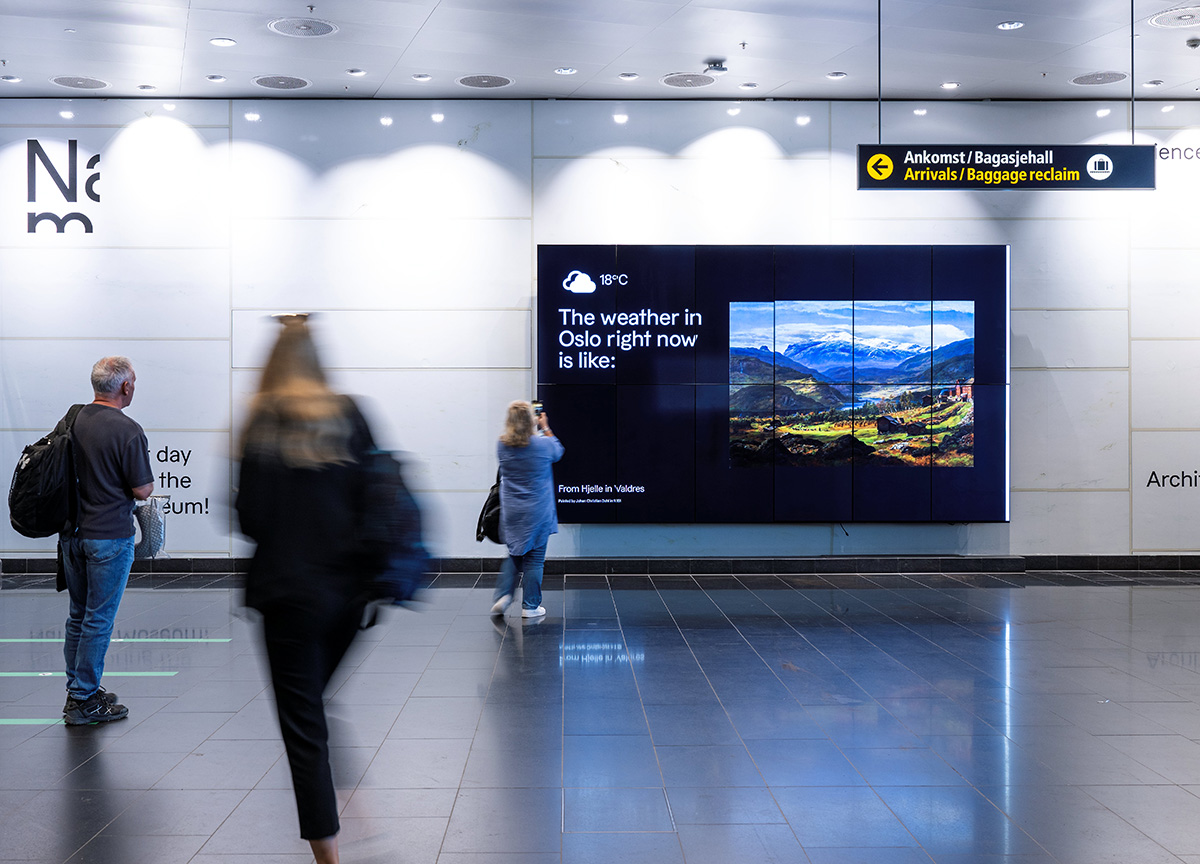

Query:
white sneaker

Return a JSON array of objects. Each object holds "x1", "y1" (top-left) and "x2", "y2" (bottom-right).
[
  {"x1": 490, "y1": 594, "x2": 512, "y2": 615},
  {"x1": 521, "y1": 606, "x2": 546, "y2": 618}
]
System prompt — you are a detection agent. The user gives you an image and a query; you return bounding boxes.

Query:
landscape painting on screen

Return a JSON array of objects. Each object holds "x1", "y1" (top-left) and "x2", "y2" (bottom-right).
[{"x1": 729, "y1": 300, "x2": 976, "y2": 467}]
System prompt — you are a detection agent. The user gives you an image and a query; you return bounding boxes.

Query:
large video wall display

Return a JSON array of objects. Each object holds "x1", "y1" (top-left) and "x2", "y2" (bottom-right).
[{"x1": 537, "y1": 245, "x2": 1009, "y2": 524}]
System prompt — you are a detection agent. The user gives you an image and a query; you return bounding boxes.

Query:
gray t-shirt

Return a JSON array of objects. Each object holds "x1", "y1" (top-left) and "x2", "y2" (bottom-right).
[{"x1": 71, "y1": 404, "x2": 154, "y2": 539}]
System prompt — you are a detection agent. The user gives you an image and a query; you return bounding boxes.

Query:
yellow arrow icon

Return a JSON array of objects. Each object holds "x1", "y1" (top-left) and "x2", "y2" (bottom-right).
[{"x1": 868, "y1": 153, "x2": 894, "y2": 180}]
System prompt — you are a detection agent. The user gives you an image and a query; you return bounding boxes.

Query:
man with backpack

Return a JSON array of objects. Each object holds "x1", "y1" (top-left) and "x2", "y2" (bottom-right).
[{"x1": 60, "y1": 356, "x2": 154, "y2": 725}]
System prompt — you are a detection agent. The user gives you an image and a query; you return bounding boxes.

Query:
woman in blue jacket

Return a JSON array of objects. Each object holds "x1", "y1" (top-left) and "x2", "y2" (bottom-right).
[{"x1": 490, "y1": 400, "x2": 564, "y2": 619}]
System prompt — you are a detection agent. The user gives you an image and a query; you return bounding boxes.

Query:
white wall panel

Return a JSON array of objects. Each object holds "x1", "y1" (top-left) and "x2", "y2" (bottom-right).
[
  {"x1": 0, "y1": 248, "x2": 230, "y2": 339},
  {"x1": 1132, "y1": 431, "x2": 1200, "y2": 551},
  {"x1": 1011, "y1": 311, "x2": 1128, "y2": 369},
  {"x1": 1010, "y1": 370, "x2": 1128, "y2": 490},
  {"x1": 1131, "y1": 340, "x2": 1200, "y2": 429},
  {"x1": 829, "y1": 217, "x2": 1004, "y2": 246},
  {"x1": 1131, "y1": 249, "x2": 1200, "y2": 339},
  {"x1": 534, "y1": 100, "x2": 831, "y2": 158},
  {"x1": 533, "y1": 156, "x2": 831, "y2": 245},
  {"x1": 1006, "y1": 219, "x2": 1128, "y2": 310},
  {"x1": 231, "y1": 310, "x2": 529, "y2": 371},
  {"x1": 143, "y1": 430, "x2": 234, "y2": 555},
  {"x1": 421, "y1": 490, "x2": 502, "y2": 560},
  {"x1": 0, "y1": 121, "x2": 229, "y2": 248},
  {"x1": 0, "y1": 129, "x2": 114, "y2": 246},
  {"x1": 878, "y1": 101, "x2": 1135, "y2": 147},
  {"x1": 1130, "y1": 128, "x2": 1200, "y2": 249},
  {"x1": 100, "y1": 120, "x2": 230, "y2": 247},
  {"x1": 328, "y1": 369, "x2": 531, "y2": 484},
  {"x1": 0, "y1": 340, "x2": 229, "y2": 431},
  {"x1": 229, "y1": 101, "x2": 531, "y2": 220},
  {"x1": 232, "y1": 218, "x2": 531, "y2": 310},
  {"x1": 1010, "y1": 491, "x2": 1130, "y2": 554}
]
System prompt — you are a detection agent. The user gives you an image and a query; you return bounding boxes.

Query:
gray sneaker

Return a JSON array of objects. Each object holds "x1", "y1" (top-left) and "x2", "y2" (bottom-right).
[{"x1": 63, "y1": 692, "x2": 129, "y2": 726}]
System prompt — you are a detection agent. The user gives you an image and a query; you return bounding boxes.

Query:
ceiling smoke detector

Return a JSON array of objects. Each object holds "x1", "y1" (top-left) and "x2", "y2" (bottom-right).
[
  {"x1": 1070, "y1": 71, "x2": 1127, "y2": 86},
  {"x1": 456, "y1": 74, "x2": 514, "y2": 89},
  {"x1": 1149, "y1": 6, "x2": 1200, "y2": 27},
  {"x1": 267, "y1": 17, "x2": 338, "y2": 38},
  {"x1": 253, "y1": 75, "x2": 311, "y2": 90},
  {"x1": 661, "y1": 72, "x2": 716, "y2": 89},
  {"x1": 51, "y1": 75, "x2": 109, "y2": 90}
]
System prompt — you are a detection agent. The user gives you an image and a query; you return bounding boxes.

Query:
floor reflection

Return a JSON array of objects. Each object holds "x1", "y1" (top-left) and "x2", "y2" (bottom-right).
[{"x1": 3, "y1": 572, "x2": 1200, "y2": 862}]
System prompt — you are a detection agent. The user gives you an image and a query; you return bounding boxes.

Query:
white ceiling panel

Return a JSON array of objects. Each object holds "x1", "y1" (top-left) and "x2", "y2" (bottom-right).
[{"x1": 1, "y1": 0, "x2": 1199, "y2": 100}]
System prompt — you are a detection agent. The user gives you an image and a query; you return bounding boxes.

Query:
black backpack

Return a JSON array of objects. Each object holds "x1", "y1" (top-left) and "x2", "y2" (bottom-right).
[
  {"x1": 476, "y1": 470, "x2": 502, "y2": 544},
  {"x1": 357, "y1": 449, "x2": 431, "y2": 610},
  {"x1": 8, "y1": 404, "x2": 85, "y2": 538}
]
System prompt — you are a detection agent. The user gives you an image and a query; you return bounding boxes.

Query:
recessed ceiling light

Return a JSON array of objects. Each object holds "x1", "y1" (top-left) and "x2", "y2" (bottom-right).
[
  {"x1": 163, "y1": 102, "x2": 176, "y2": 110},
  {"x1": 826, "y1": 71, "x2": 847, "y2": 80},
  {"x1": 996, "y1": 21, "x2": 1024, "y2": 30},
  {"x1": 618, "y1": 72, "x2": 639, "y2": 81},
  {"x1": 137, "y1": 84, "x2": 157, "y2": 91},
  {"x1": 59, "y1": 111, "x2": 74, "y2": 119},
  {"x1": 941, "y1": 81, "x2": 961, "y2": 89},
  {"x1": 613, "y1": 113, "x2": 629, "y2": 124},
  {"x1": 795, "y1": 115, "x2": 811, "y2": 126},
  {"x1": 380, "y1": 116, "x2": 393, "y2": 126},
  {"x1": 431, "y1": 113, "x2": 444, "y2": 123},
  {"x1": 727, "y1": 107, "x2": 741, "y2": 116},
  {"x1": 412, "y1": 73, "x2": 432, "y2": 82},
  {"x1": 1163, "y1": 104, "x2": 1176, "y2": 112},
  {"x1": 244, "y1": 112, "x2": 260, "y2": 122},
  {"x1": 1096, "y1": 108, "x2": 1112, "y2": 117},
  {"x1": 63, "y1": 28, "x2": 75, "y2": 33},
  {"x1": 206, "y1": 74, "x2": 226, "y2": 82},
  {"x1": 913, "y1": 108, "x2": 927, "y2": 116},
  {"x1": 1143, "y1": 79, "x2": 1164, "y2": 87},
  {"x1": 0, "y1": 75, "x2": 21, "y2": 83},
  {"x1": 209, "y1": 37, "x2": 237, "y2": 47},
  {"x1": 554, "y1": 67, "x2": 576, "y2": 75},
  {"x1": 739, "y1": 82, "x2": 758, "y2": 90}
]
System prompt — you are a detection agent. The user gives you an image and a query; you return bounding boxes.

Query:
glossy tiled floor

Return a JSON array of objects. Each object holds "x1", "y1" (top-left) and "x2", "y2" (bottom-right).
[{"x1": 5, "y1": 569, "x2": 1200, "y2": 863}]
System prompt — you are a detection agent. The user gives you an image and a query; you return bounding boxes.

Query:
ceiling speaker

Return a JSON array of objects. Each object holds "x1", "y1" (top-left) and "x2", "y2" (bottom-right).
[
  {"x1": 1148, "y1": 6, "x2": 1200, "y2": 28},
  {"x1": 253, "y1": 75, "x2": 311, "y2": 90},
  {"x1": 1070, "y1": 71, "x2": 1127, "y2": 86},
  {"x1": 51, "y1": 76, "x2": 109, "y2": 90},
  {"x1": 660, "y1": 72, "x2": 716, "y2": 89},
  {"x1": 267, "y1": 17, "x2": 338, "y2": 38},
  {"x1": 456, "y1": 74, "x2": 514, "y2": 89}
]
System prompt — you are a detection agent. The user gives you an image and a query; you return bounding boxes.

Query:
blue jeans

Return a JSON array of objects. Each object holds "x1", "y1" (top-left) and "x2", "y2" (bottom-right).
[
  {"x1": 61, "y1": 535, "x2": 135, "y2": 702},
  {"x1": 493, "y1": 544, "x2": 547, "y2": 609}
]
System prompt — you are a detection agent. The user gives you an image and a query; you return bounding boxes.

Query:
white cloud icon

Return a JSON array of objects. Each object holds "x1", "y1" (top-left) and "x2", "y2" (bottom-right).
[{"x1": 563, "y1": 270, "x2": 597, "y2": 294}]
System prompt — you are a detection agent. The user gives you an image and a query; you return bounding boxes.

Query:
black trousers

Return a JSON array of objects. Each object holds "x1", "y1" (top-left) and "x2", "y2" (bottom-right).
[{"x1": 261, "y1": 595, "x2": 364, "y2": 840}]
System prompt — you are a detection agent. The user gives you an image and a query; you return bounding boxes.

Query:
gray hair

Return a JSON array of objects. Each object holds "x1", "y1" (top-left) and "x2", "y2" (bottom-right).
[{"x1": 91, "y1": 356, "x2": 135, "y2": 394}]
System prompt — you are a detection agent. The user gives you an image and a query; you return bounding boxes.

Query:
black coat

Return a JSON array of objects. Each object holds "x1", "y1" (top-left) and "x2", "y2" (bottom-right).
[{"x1": 235, "y1": 397, "x2": 373, "y2": 612}]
